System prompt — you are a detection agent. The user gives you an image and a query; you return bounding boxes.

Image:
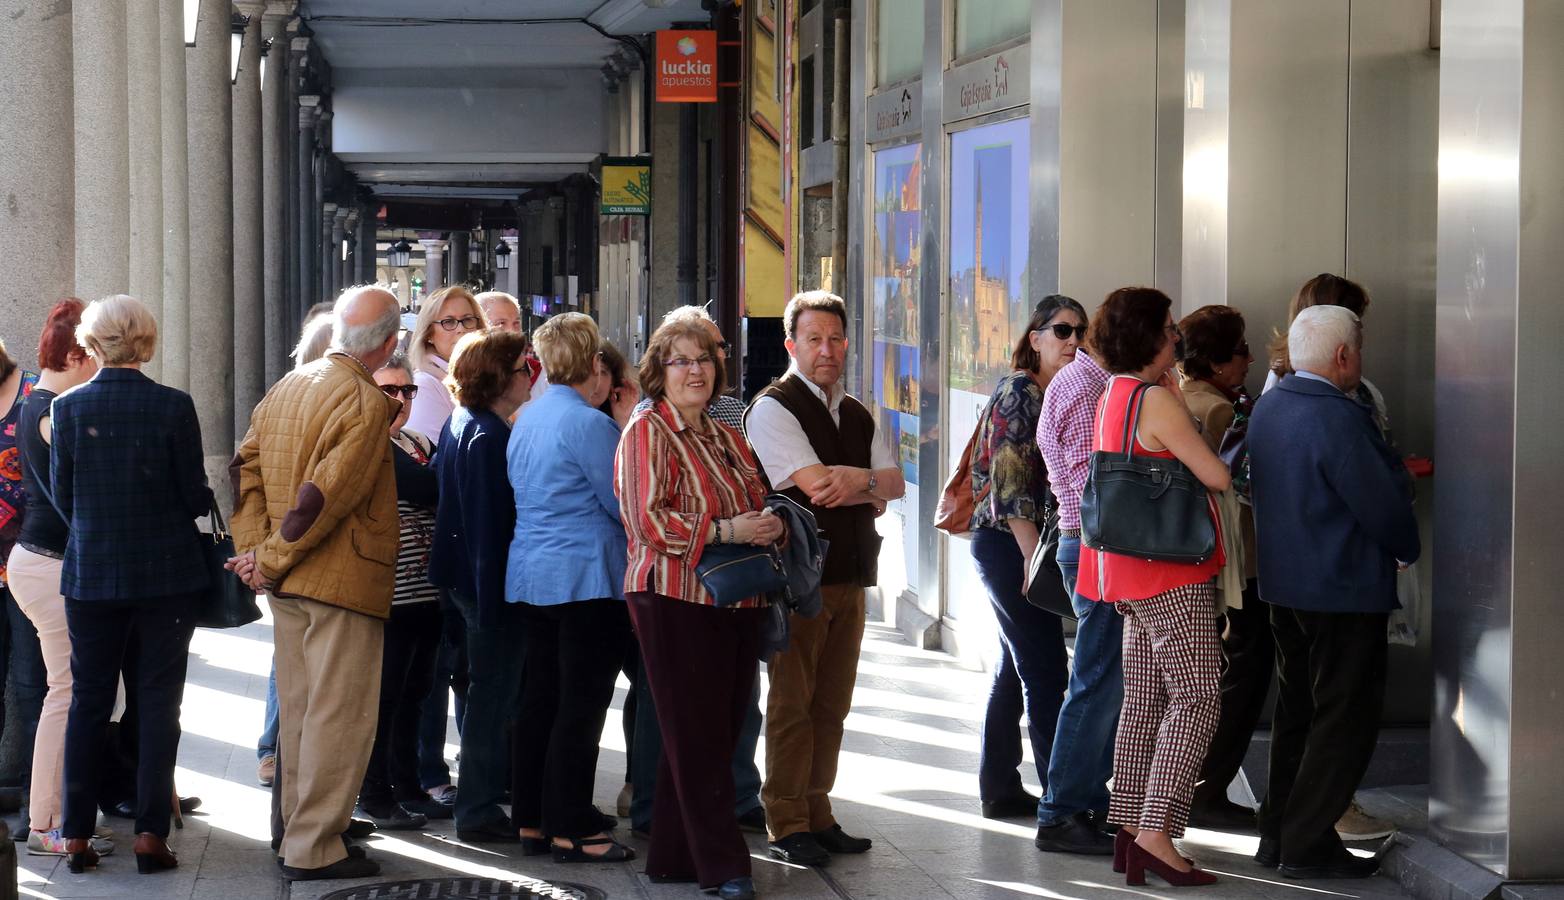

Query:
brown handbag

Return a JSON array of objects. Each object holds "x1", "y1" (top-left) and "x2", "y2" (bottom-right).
[{"x1": 933, "y1": 420, "x2": 989, "y2": 535}]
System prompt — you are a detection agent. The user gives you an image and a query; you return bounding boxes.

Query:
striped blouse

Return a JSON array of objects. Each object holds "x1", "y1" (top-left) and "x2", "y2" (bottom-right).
[
  {"x1": 392, "y1": 429, "x2": 441, "y2": 607},
  {"x1": 614, "y1": 399, "x2": 770, "y2": 608}
]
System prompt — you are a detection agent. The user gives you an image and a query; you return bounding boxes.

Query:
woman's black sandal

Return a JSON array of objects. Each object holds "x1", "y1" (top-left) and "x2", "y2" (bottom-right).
[{"x1": 551, "y1": 836, "x2": 637, "y2": 863}]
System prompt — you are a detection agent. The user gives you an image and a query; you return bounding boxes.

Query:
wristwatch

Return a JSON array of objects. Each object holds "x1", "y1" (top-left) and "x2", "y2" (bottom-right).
[{"x1": 867, "y1": 471, "x2": 879, "y2": 497}]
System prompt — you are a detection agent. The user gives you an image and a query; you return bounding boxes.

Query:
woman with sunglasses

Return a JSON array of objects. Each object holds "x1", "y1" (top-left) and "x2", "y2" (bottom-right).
[
  {"x1": 968, "y1": 294, "x2": 1088, "y2": 820},
  {"x1": 406, "y1": 286, "x2": 489, "y2": 440},
  {"x1": 352, "y1": 352, "x2": 447, "y2": 830}
]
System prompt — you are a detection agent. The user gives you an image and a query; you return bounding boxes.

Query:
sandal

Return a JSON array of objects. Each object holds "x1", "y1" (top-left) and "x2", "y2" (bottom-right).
[{"x1": 551, "y1": 835, "x2": 636, "y2": 863}]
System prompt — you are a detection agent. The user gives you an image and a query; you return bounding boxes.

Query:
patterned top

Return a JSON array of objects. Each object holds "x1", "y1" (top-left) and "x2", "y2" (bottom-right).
[
  {"x1": 970, "y1": 370, "x2": 1050, "y2": 532},
  {"x1": 634, "y1": 392, "x2": 747, "y2": 430},
  {"x1": 614, "y1": 399, "x2": 770, "y2": 608},
  {"x1": 0, "y1": 371, "x2": 40, "y2": 585},
  {"x1": 1038, "y1": 351, "x2": 1110, "y2": 530},
  {"x1": 392, "y1": 430, "x2": 440, "y2": 607}
]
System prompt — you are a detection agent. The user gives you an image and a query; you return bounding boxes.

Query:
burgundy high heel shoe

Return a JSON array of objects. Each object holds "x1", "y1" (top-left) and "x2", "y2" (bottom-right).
[
  {"x1": 1114, "y1": 830, "x2": 1193, "y2": 874},
  {"x1": 133, "y1": 833, "x2": 179, "y2": 874},
  {"x1": 65, "y1": 838, "x2": 100, "y2": 874},
  {"x1": 1123, "y1": 839, "x2": 1217, "y2": 887}
]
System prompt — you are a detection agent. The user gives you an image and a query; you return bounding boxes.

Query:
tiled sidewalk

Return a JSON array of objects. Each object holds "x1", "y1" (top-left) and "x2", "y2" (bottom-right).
[{"x1": 14, "y1": 613, "x2": 1415, "y2": 899}]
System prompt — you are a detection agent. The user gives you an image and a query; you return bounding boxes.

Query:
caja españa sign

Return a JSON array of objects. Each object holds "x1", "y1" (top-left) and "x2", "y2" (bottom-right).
[{"x1": 655, "y1": 30, "x2": 717, "y2": 103}]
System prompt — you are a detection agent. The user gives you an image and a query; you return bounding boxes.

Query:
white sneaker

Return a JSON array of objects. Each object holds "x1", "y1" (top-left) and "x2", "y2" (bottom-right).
[{"x1": 1335, "y1": 800, "x2": 1395, "y2": 841}]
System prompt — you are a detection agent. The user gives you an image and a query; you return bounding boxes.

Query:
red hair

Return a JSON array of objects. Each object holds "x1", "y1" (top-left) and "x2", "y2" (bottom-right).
[{"x1": 38, "y1": 298, "x2": 88, "y2": 371}]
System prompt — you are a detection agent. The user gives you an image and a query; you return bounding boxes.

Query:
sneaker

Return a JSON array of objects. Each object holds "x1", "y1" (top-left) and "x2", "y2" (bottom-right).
[
  {"x1": 28, "y1": 829, "x2": 114, "y2": 857},
  {"x1": 1334, "y1": 801, "x2": 1394, "y2": 841},
  {"x1": 258, "y1": 755, "x2": 276, "y2": 787}
]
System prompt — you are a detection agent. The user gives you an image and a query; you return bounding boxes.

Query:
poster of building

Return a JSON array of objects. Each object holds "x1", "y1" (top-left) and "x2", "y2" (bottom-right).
[{"x1": 870, "y1": 143, "x2": 922, "y2": 493}]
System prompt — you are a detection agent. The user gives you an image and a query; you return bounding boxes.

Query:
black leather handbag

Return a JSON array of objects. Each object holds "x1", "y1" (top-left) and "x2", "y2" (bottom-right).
[
  {"x1": 196, "y1": 503, "x2": 262, "y2": 629},
  {"x1": 696, "y1": 542, "x2": 789, "y2": 608},
  {"x1": 1080, "y1": 380, "x2": 1216, "y2": 564},
  {"x1": 1025, "y1": 510, "x2": 1076, "y2": 619}
]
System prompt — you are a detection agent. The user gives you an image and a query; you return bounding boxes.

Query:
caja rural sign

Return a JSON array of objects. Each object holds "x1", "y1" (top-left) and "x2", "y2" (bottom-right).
[{"x1": 655, "y1": 30, "x2": 717, "y2": 103}]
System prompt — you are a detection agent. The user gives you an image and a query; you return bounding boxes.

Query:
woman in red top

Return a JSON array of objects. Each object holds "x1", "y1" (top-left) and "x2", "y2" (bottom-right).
[{"x1": 1078, "y1": 288, "x2": 1231, "y2": 887}]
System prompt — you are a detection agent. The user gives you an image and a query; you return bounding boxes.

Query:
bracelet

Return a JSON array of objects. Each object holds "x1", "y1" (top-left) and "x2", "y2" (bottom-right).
[
  {"x1": 716, "y1": 519, "x2": 728, "y2": 545},
  {"x1": 724, "y1": 519, "x2": 733, "y2": 544}
]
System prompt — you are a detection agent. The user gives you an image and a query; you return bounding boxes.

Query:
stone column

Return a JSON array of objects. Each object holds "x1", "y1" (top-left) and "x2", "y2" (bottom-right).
[
  {"x1": 296, "y1": 96, "x2": 320, "y2": 313},
  {"x1": 73, "y1": 0, "x2": 130, "y2": 301},
  {"x1": 160, "y1": 0, "x2": 192, "y2": 389},
  {"x1": 450, "y1": 231, "x2": 471, "y2": 285},
  {"x1": 188, "y1": 0, "x2": 236, "y2": 472},
  {"x1": 0, "y1": 0, "x2": 76, "y2": 367},
  {"x1": 127, "y1": 2, "x2": 164, "y2": 380},
  {"x1": 261, "y1": 4, "x2": 295, "y2": 386},
  {"x1": 233, "y1": 4, "x2": 266, "y2": 440},
  {"x1": 321, "y1": 202, "x2": 339, "y2": 301},
  {"x1": 357, "y1": 204, "x2": 378, "y2": 284},
  {"x1": 420, "y1": 236, "x2": 448, "y2": 292},
  {"x1": 334, "y1": 206, "x2": 353, "y2": 292}
]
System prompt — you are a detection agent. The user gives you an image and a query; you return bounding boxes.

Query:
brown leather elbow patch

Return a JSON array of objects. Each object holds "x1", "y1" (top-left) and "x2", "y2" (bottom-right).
[{"x1": 280, "y1": 482, "x2": 325, "y2": 542}]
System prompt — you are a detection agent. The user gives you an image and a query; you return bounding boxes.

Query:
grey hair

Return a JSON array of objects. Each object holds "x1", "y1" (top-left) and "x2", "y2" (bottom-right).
[
  {"x1": 380, "y1": 349, "x2": 414, "y2": 379},
  {"x1": 661, "y1": 304, "x2": 715, "y2": 328},
  {"x1": 1287, "y1": 305, "x2": 1361, "y2": 374},
  {"x1": 331, "y1": 285, "x2": 401, "y2": 357},
  {"x1": 291, "y1": 316, "x2": 334, "y2": 368}
]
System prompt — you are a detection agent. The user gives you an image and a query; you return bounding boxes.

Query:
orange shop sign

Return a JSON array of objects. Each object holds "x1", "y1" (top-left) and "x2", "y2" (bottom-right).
[{"x1": 655, "y1": 30, "x2": 717, "y2": 103}]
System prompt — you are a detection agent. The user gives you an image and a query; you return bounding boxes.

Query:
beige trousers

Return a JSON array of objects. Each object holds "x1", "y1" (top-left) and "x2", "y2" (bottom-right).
[
  {"x1": 5, "y1": 546, "x2": 72, "y2": 833},
  {"x1": 270, "y1": 595, "x2": 383, "y2": 870}
]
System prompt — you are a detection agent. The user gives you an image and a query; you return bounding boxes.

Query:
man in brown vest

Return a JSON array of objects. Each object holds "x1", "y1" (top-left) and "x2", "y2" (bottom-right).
[{"x1": 745, "y1": 291, "x2": 905, "y2": 867}]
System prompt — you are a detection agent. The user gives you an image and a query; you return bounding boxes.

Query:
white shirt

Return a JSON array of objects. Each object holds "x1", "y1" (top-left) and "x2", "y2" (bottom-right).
[
  {"x1": 745, "y1": 365, "x2": 897, "y2": 491},
  {"x1": 407, "y1": 356, "x2": 456, "y2": 441}
]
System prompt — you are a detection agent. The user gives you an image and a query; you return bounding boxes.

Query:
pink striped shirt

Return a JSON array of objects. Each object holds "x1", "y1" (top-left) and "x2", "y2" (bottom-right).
[
  {"x1": 1038, "y1": 350, "x2": 1111, "y2": 530},
  {"x1": 614, "y1": 399, "x2": 771, "y2": 608}
]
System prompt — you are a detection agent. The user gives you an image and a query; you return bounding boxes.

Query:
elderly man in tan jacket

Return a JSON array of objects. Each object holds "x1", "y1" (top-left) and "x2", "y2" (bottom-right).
[{"x1": 229, "y1": 286, "x2": 402, "y2": 881}]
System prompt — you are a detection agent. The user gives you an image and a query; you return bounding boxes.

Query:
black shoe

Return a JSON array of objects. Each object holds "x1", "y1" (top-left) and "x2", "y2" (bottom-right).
[
  {"x1": 769, "y1": 831, "x2": 831, "y2": 866},
  {"x1": 736, "y1": 807, "x2": 768, "y2": 834},
  {"x1": 355, "y1": 802, "x2": 427, "y2": 831},
  {"x1": 399, "y1": 796, "x2": 455, "y2": 820},
  {"x1": 1189, "y1": 798, "x2": 1257, "y2": 831},
  {"x1": 595, "y1": 808, "x2": 619, "y2": 831},
  {"x1": 703, "y1": 876, "x2": 757, "y2": 900},
  {"x1": 108, "y1": 801, "x2": 135, "y2": 819},
  {"x1": 1034, "y1": 811, "x2": 1114, "y2": 855},
  {"x1": 812, "y1": 823, "x2": 871, "y2": 854},
  {"x1": 1278, "y1": 851, "x2": 1380, "y2": 880},
  {"x1": 980, "y1": 792, "x2": 1039, "y2": 820},
  {"x1": 456, "y1": 820, "x2": 522, "y2": 843},
  {"x1": 280, "y1": 855, "x2": 382, "y2": 881},
  {"x1": 1088, "y1": 810, "x2": 1120, "y2": 835},
  {"x1": 178, "y1": 796, "x2": 202, "y2": 815},
  {"x1": 1254, "y1": 836, "x2": 1281, "y2": 868},
  {"x1": 344, "y1": 818, "x2": 378, "y2": 839}
]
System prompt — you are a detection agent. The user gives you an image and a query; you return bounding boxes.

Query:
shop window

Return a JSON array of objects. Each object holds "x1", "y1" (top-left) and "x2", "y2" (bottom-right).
[
  {"x1": 875, "y1": 0, "x2": 923, "y2": 87},
  {"x1": 953, "y1": 0, "x2": 1028, "y2": 60}
]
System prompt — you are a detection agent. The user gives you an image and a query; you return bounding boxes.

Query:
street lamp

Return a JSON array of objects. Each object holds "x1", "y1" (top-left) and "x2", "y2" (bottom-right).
[
  {"x1": 469, "y1": 238, "x2": 485, "y2": 268},
  {"x1": 494, "y1": 241, "x2": 512, "y2": 271},
  {"x1": 388, "y1": 238, "x2": 413, "y2": 269}
]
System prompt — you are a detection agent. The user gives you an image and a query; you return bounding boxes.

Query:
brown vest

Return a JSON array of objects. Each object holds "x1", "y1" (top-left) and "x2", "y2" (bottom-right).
[{"x1": 749, "y1": 373, "x2": 881, "y2": 587}]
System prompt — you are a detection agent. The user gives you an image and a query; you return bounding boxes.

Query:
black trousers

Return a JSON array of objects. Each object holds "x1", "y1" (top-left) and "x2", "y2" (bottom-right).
[
  {"x1": 1193, "y1": 581, "x2": 1274, "y2": 807},
  {"x1": 361, "y1": 602, "x2": 444, "y2": 807},
  {"x1": 62, "y1": 596, "x2": 196, "y2": 839},
  {"x1": 1258, "y1": 606, "x2": 1388, "y2": 866},
  {"x1": 512, "y1": 600, "x2": 631, "y2": 839}
]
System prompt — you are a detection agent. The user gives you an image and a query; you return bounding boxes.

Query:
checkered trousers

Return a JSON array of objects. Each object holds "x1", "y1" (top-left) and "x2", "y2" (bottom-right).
[{"x1": 1106, "y1": 581, "x2": 1222, "y2": 838}]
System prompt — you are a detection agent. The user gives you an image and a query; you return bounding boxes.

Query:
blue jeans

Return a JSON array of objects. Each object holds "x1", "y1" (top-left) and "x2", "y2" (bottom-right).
[
  {"x1": 1037, "y1": 534, "x2": 1124, "y2": 825},
  {"x1": 257, "y1": 660, "x2": 278, "y2": 760},
  {"x1": 972, "y1": 527, "x2": 1068, "y2": 802},
  {"x1": 446, "y1": 591, "x2": 524, "y2": 829},
  {"x1": 3, "y1": 588, "x2": 47, "y2": 782}
]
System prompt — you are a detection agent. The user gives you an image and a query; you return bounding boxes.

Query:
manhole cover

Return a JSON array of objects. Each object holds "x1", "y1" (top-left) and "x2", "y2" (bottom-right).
[{"x1": 319, "y1": 877, "x2": 607, "y2": 900}]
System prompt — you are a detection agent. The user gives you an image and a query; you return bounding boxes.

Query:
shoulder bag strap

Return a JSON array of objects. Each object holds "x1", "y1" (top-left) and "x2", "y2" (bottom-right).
[{"x1": 1121, "y1": 381, "x2": 1152, "y2": 462}]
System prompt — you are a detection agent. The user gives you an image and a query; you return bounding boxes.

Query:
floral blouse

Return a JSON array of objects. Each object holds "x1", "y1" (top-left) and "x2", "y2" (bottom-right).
[
  {"x1": 0, "y1": 371, "x2": 41, "y2": 585},
  {"x1": 970, "y1": 370, "x2": 1052, "y2": 532}
]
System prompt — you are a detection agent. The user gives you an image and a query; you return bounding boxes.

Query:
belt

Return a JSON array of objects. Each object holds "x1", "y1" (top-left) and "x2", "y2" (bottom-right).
[{"x1": 1058, "y1": 527, "x2": 1081, "y2": 538}]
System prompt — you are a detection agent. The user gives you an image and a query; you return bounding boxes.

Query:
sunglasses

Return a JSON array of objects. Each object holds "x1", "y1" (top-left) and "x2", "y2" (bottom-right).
[
  {"x1": 379, "y1": 384, "x2": 419, "y2": 400},
  {"x1": 1038, "y1": 323, "x2": 1087, "y2": 341}
]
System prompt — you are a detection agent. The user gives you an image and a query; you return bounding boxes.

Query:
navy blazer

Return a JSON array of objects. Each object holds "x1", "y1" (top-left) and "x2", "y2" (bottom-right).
[
  {"x1": 427, "y1": 406, "x2": 514, "y2": 625},
  {"x1": 1249, "y1": 374, "x2": 1420, "y2": 614},
  {"x1": 50, "y1": 368, "x2": 214, "y2": 602}
]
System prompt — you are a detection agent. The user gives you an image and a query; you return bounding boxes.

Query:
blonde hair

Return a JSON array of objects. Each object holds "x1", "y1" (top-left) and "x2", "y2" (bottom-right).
[
  {"x1": 410, "y1": 286, "x2": 486, "y2": 371},
  {"x1": 77, "y1": 294, "x2": 157, "y2": 365},
  {"x1": 532, "y1": 313, "x2": 600, "y2": 386},
  {"x1": 291, "y1": 316, "x2": 334, "y2": 368}
]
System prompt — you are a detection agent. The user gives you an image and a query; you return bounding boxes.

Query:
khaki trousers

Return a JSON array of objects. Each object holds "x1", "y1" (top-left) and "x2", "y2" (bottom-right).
[
  {"x1": 6, "y1": 546, "x2": 72, "y2": 832},
  {"x1": 762, "y1": 584, "x2": 866, "y2": 839},
  {"x1": 271, "y1": 595, "x2": 383, "y2": 869}
]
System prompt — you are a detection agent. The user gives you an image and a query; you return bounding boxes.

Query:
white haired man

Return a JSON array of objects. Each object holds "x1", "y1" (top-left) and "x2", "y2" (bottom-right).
[
  {"x1": 228, "y1": 286, "x2": 404, "y2": 881},
  {"x1": 1247, "y1": 305, "x2": 1419, "y2": 879}
]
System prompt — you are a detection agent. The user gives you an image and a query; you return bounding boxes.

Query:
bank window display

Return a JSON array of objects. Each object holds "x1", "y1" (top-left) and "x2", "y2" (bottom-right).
[
  {"x1": 875, "y1": 0, "x2": 923, "y2": 87},
  {"x1": 868, "y1": 142, "x2": 923, "y2": 600},
  {"x1": 944, "y1": 116, "x2": 1030, "y2": 627},
  {"x1": 953, "y1": 0, "x2": 1029, "y2": 60}
]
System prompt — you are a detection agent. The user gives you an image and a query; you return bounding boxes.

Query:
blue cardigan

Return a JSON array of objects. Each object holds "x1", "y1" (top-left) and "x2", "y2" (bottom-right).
[
  {"x1": 427, "y1": 406, "x2": 514, "y2": 624},
  {"x1": 1249, "y1": 374, "x2": 1420, "y2": 613}
]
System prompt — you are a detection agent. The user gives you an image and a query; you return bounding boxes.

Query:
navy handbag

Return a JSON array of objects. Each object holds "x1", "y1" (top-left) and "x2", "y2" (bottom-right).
[{"x1": 696, "y1": 542, "x2": 789, "y2": 607}]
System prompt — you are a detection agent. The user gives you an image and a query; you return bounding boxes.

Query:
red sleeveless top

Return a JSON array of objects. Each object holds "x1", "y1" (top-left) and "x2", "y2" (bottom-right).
[{"x1": 1078, "y1": 376, "x2": 1224, "y2": 603}]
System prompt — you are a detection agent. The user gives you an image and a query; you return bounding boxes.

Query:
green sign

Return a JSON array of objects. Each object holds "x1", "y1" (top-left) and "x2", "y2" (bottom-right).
[{"x1": 601, "y1": 157, "x2": 652, "y2": 215}]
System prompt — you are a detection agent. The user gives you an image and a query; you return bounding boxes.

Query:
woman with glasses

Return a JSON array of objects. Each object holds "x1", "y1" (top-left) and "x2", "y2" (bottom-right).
[
  {"x1": 352, "y1": 352, "x2": 447, "y2": 830},
  {"x1": 406, "y1": 286, "x2": 488, "y2": 439},
  {"x1": 427, "y1": 329, "x2": 532, "y2": 842},
  {"x1": 615, "y1": 318, "x2": 782, "y2": 900},
  {"x1": 968, "y1": 295, "x2": 1086, "y2": 820}
]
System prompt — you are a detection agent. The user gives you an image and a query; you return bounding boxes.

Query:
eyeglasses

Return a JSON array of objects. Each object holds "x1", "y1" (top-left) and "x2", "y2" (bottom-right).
[
  {"x1": 1039, "y1": 323, "x2": 1087, "y2": 341},
  {"x1": 664, "y1": 355, "x2": 716, "y2": 371},
  {"x1": 379, "y1": 384, "x2": 419, "y2": 400},
  {"x1": 435, "y1": 315, "x2": 482, "y2": 333},
  {"x1": 1233, "y1": 340, "x2": 1251, "y2": 358}
]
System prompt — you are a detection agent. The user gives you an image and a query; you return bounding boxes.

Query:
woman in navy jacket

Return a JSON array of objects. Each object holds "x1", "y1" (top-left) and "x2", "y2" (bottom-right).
[{"x1": 49, "y1": 295, "x2": 212, "y2": 875}]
